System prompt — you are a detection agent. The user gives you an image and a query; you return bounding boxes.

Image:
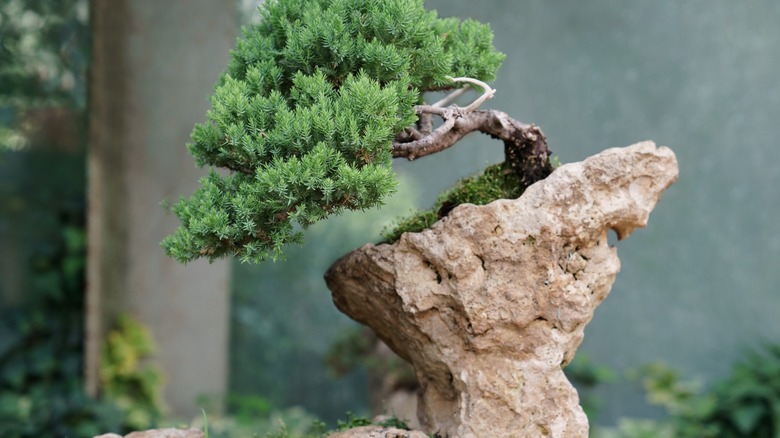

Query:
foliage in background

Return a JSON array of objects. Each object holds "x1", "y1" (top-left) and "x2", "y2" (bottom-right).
[
  {"x1": 0, "y1": 0, "x2": 88, "y2": 150},
  {"x1": 163, "y1": 0, "x2": 505, "y2": 263},
  {"x1": 100, "y1": 314, "x2": 167, "y2": 431},
  {"x1": 335, "y1": 412, "x2": 410, "y2": 431},
  {"x1": 325, "y1": 326, "x2": 416, "y2": 390},
  {"x1": 594, "y1": 345, "x2": 780, "y2": 438},
  {"x1": 325, "y1": 326, "x2": 377, "y2": 377},
  {"x1": 0, "y1": 1, "x2": 148, "y2": 436},
  {"x1": 0, "y1": 201, "x2": 125, "y2": 437},
  {"x1": 696, "y1": 345, "x2": 780, "y2": 437},
  {"x1": 562, "y1": 354, "x2": 617, "y2": 423},
  {"x1": 194, "y1": 394, "x2": 324, "y2": 438},
  {"x1": 0, "y1": 190, "x2": 165, "y2": 436}
]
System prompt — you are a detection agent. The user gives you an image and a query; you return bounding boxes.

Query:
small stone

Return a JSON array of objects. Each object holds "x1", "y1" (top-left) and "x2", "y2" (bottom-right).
[{"x1": 328, "y1": 425, "x2": 428, "y2": 438}]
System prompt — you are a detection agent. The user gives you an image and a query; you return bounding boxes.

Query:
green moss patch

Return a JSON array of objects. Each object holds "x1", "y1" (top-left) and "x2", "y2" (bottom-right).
[{"x1": 381, "y1": 161, "x2": 525, "y2": 243}]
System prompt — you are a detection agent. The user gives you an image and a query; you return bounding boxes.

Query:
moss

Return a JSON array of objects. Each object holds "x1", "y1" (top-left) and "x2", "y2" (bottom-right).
[{"x1": 381, "y1": 161, "x2": 526, "y2": 243}]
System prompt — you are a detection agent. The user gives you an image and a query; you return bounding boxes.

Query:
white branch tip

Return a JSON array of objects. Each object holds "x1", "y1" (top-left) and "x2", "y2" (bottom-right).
[{"x1": 445, "y1": 76, "x2": 496, "y2": 113}]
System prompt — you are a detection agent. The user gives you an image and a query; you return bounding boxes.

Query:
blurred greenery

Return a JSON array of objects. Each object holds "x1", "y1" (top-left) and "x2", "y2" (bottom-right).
[
  {"x1": 0, "y1": 0, "x2": 88, "y2": 150},
  {"x1": 0, "y1": 1, "x2": 133, "y2": 436},
  {"x1": 194, "y1": 393, "x2": 324, "y2": 438},
  {"x1": 100, "y1": 315, "x2": 167, "y2": 431},
  {"x1": 591, "y1": 345, "x2": 780, "y2": 438},
  {"x1": 564, "y1": 354, "x2": 618, "y2": 423},
  {"x1": 0, "y1": 199, "x2": 125, "y2": 437}
]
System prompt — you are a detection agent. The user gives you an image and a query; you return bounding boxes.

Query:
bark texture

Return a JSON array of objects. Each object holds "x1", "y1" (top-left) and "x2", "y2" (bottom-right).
[
  {"x1": 325, "y1": 141, "x2": 679, "y2": 437},
  {"x1": 393, "y1": 109, "x2": 554, "y2": 188}
]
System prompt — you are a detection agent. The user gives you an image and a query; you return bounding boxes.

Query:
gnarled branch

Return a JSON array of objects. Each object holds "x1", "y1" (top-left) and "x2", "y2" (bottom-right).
[
  {"x1": 392, "y1": 76, "x2": 553, "y2": 188},
  {"x1": 392, "y1": 108, "x2": 553, "y2": 187}
]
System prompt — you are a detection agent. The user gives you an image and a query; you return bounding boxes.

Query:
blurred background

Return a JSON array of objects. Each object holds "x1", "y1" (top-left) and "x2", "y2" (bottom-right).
[{"x1": 1, "y1": 0, "x2": 778, "y2": 436}]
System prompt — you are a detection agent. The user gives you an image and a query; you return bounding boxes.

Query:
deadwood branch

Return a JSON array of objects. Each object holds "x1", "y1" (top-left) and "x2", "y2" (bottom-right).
[{"x1": 392, "y1": 107, "x2": 554, "y2": 187}]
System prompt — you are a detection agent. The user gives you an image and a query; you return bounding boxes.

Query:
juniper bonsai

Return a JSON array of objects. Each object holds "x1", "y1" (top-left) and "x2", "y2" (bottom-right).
[{"x1": 163, "y1": 0, "x2": 553, "y2": 264}]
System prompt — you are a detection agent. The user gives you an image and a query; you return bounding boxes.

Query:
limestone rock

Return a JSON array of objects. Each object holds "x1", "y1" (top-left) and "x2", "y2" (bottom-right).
[
  {"x1": 325, "y1": 142, "x2": 678, "y2": 437},
  {"x1": 328, "y1": 425, "x2": 428, "y2": 438},
  {"x1": 94, "y1": 428, "x2": 203, "y2": 438}
]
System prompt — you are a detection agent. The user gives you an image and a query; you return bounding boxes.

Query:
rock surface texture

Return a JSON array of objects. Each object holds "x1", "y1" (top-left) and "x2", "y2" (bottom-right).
[
  {"x1": 94, "y1": 428, "x2": 203, "y2": 438},
  {"x1": 325, "y1": 142, "x2": 679, "y2": 438},
  {"x1": 328, "y1": 425, "x2": 429, "y2": 438}
]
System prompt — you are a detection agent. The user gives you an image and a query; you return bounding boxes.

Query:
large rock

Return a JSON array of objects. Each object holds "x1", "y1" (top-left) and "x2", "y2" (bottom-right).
[{"x1": 325, "y1": 142, "x2": 678, "y2": 437}]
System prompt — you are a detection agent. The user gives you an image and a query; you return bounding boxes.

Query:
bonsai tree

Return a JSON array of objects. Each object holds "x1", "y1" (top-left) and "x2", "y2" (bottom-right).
[
  {"x1": 163, "y1": 1, "x2": 679, "y2": 436},
  {"x1": 162, "y1": 0, "x2": 553, "y2": 263}
]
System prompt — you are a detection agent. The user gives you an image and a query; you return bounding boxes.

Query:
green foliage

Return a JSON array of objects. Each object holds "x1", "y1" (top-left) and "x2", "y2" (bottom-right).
[
  {"x1": 594, "y1": 346, "x2": 780, "y2": 438},
  {"x1": 0, "y1": 201, "x2": 125, "y2": 438},
  {"x1": 0, "y1": 0, "x2": 88, "y2": 150},
  {"x1": 202, "y1": 409, "x2": 209, "y2": 438},
  {"x1": 164, "y1": 0, "x2": 505, "y2": 263},
  {"x1": 0, "y1": 198, "x2": 159, "y2": 438},
  {"x1": 381, "y1": 161, "x2": 525, "y2": 242},
  {"x1": 336, "y1": 412, "x2": 373, "y2": 430},
  {"x1": 195, "y1": 394, "x2": 324, "y2": 438},
  {"x1": 683, "y1": 345, "x2": 780, "y2": 437},
  {"x1": 376, "y1": 416, "x2": 411, "y2": 430},
  {"x1": 334, "y1": 412, "x2": 411, "y2": 432},
  {"x1": 100, "y1": 314, "x2": 167, "y2": 431}
]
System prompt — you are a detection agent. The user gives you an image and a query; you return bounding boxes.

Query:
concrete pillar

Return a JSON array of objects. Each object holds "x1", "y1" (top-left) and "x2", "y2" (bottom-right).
[{"x1": 87, "y1": 0, "x2": 237, "y2": 416}]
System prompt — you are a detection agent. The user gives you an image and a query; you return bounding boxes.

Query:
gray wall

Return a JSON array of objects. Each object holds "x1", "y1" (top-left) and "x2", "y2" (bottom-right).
[{"x1": 87, "y1": 0, "x2": 239, "y2": 416}]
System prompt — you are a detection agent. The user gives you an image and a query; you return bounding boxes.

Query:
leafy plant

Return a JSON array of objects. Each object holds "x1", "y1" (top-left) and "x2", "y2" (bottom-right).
[
  {"x1": 336, "y1": 412, "x2": 374, "y2": 430},
  {"x1": 688, "y1": 345, "x2": 780, "y2": 437}
]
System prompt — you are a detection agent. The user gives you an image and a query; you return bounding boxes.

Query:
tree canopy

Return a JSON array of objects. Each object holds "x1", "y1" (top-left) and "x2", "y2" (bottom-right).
[{"x1": 162, "y1": 0, "x2": 505, "y2": 263}]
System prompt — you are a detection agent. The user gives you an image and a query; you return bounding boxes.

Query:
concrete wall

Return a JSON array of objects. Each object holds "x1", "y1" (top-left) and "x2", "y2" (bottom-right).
[{"x1": 87, "y1": 0, "x2": 238, "y2": 416}]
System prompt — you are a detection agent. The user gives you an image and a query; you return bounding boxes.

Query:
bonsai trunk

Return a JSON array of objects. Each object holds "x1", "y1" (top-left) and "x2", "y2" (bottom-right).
[{"x1": 325, "y1": 142, "x2": 678, "y2": 437}]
